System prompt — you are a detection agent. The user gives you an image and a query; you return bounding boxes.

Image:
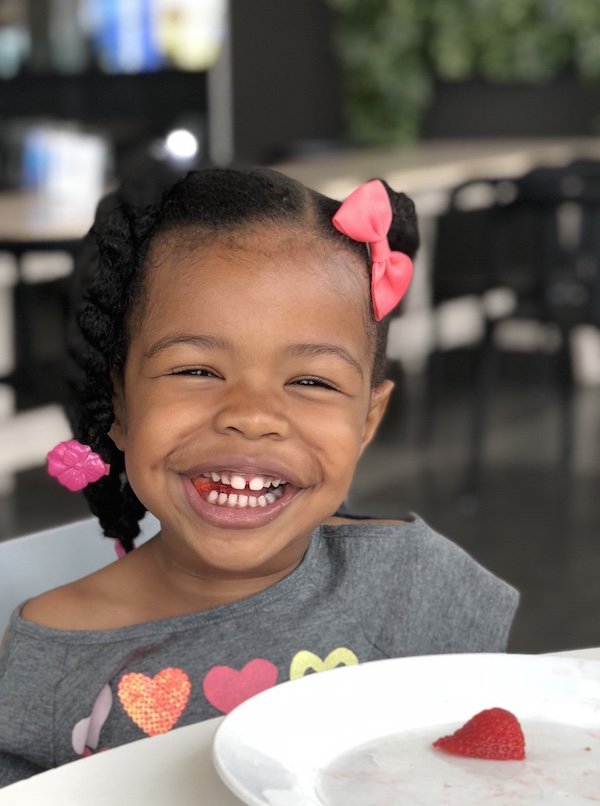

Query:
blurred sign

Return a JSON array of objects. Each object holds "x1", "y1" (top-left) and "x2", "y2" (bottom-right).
[
  {"x1": 0, "y1": 0, "x2": 227, "y2": 77},
  {"x1": 154, "y1": 0, "x2": 226, "y2": 71},
  {"x1": 22, "y1": 124, "x2": 109, "y2": 203},
  {"x1": 83, "y1": 0, "x2": 226, "y2": 73},
  {"x1": 0, "y1": 0, "x2": 29, "y2": 78}
]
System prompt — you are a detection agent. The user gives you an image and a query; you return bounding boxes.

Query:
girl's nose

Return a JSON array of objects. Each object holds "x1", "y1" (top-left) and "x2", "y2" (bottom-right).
[{"x1": 213, "y1": 382, "x2": 289, "y2": 440}]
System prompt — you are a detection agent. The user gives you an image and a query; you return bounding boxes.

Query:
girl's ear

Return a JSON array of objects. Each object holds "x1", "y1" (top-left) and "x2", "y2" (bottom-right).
[
  {"x1": 108, "y1": 369, "x2": 126, "y2": 450},
  {"x1": 360, "y1": 380, "x2": 394, "y2": 453}
]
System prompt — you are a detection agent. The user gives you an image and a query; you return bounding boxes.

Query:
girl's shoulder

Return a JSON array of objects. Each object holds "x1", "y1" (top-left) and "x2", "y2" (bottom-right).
[
  {"x1": 20, "y1": 581, "x2": 107, "y2": 631},
  {"x1": 20, "y1": 542, "x2": 152, "y2": 632}
]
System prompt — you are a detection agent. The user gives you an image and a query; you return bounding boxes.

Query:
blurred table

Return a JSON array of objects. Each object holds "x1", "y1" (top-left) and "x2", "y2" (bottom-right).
[
  {"x1": 0, "y1": 647, "x2": 598, "y2": 806},
  {"x1": 274, "y1": 138, "x2": 600, "y2": 210},
  {"x1": 0, "y1": 192, "x2": 97, "y2": 243}
]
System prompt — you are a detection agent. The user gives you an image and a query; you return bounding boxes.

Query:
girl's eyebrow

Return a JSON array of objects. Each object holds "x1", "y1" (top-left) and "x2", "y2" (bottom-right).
[
  {"x1": 144, "y1": 334, "x2": 364, "y2": 379},
  {"x1": 285, "y1": 343, "x2": 364, "y2": 379},
  {"x1": 144, "y1": 334, "x2": 230, "y2": 359}
]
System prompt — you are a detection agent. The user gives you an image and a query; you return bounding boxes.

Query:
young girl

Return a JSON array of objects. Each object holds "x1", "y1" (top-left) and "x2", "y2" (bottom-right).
[{"x1": 0, "y1": 168, "x2": 518, "y2": 786}]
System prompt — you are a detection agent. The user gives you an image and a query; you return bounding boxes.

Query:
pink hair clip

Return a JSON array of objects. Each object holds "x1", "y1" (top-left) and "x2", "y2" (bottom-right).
[
  {"x1": 332, "y1": 179, "x2": 414, "y2": 320},
  {"x1": 47, "y1": 439, "x2": 110, "y2": 492},
  {"x1": 114, "y1": 539, "x2": 136, "y2": 559}
]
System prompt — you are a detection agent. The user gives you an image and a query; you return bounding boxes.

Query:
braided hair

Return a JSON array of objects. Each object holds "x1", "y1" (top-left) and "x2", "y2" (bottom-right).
[{"x1": 68, "y1": 167, "x2": 419, "y2": 548}]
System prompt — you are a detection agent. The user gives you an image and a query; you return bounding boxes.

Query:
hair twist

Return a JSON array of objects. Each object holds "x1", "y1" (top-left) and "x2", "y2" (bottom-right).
[{"x1": 69, "y1": 191, "x2": 161, "y2": 548}]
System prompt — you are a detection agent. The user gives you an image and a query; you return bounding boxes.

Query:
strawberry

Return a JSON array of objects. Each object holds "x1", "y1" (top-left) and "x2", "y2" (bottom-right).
[{"x1": 433, "y1": 707, "x2": 526, "y2": 760}]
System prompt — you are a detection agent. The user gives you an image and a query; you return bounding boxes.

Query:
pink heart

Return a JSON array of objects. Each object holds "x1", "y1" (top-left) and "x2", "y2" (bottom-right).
[{"x1": 203, "y1": 659, "x2": 278, "y2": 714}]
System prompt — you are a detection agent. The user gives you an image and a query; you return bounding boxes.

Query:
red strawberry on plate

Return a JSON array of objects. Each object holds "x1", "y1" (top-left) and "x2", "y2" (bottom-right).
[{"x1": 433, "y1": 707, "x2": 526, "y2": 760}]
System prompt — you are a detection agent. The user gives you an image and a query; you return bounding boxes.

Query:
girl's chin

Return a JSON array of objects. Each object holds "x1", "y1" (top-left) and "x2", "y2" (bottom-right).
[{"x1": 181, "y1": 475, "x2": 300, "y2": 529}]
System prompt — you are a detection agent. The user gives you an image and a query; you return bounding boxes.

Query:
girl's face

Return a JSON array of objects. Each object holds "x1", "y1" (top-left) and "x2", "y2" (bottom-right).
[{"x1": 110, "y1": 226, "x2": 392, "y2": 583}]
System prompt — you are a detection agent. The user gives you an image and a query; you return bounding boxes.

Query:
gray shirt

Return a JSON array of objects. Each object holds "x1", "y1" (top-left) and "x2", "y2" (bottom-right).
[{"x1": 0, "y1": 516, "x2": 518, "y2": 788}]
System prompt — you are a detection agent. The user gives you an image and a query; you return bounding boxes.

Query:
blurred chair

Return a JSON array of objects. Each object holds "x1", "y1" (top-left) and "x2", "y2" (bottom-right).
[
  {"x1": 0, "y1": 513, "x2": 159, "y2": 633},
  {"x1": 421, "y1": 177, "x2": 518, "y2": 479},
  {"x1": 425, "y1": 161, "x2": 600, "y2": 494},
  {"x1": 0, "y1": 236, "x2": 82, "y2": 396}
]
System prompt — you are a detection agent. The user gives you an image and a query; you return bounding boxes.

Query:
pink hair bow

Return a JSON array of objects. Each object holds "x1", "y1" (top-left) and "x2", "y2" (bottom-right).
[{"x1": 332, "y1": 179, "x2": 414, "y2": 321}]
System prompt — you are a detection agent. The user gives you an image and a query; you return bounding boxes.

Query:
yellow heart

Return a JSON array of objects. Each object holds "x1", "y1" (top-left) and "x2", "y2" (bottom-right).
[{"x1": 289, "y1": 648, "x2": 359, "y2": 680}]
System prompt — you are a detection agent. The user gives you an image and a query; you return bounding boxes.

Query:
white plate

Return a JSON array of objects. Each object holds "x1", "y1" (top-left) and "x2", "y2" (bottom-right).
[{"x1": 212, "y1": 653, "x2": 600, "y2": 805}]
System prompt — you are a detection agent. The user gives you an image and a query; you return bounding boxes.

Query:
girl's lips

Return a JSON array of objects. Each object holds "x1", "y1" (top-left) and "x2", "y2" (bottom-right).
[{"x1": 181, "y1": 475, "x2": 300, "y2": 529}]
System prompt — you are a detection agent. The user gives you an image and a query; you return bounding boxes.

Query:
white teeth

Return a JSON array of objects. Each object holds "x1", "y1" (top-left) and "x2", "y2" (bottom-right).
[
  {"x1": 201, "y1": 470, "x2": 288, "y2": 507},
  {"x1": 204, "y1": 471, "x2": 287, "y2": 489},
  {"x1": 230, "y1": 474, "x2": 246, "y2": 490},
  {"x1": 206, "y1": 488, "x2": 283, "y2": 508}
]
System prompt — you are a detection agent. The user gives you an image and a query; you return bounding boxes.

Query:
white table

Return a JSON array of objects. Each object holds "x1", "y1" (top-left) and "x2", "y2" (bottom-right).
[
  {"x1": 1, "y1": 647, "x2": 598, "y2": 806},
  {"x1": 0, "y1": 718, "x2": 242, "y2": 806}
]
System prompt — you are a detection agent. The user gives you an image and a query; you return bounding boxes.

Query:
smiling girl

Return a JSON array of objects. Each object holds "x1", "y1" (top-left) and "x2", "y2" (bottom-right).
[{"x1": 0, "y1": 168, "x2": 518, "y2": 786}]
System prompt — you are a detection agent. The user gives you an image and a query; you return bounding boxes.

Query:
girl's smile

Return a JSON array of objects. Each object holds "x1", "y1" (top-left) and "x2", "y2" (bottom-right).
[
  {"x1": 184, "y1": 458, "x2": 302, "y2": 528},
  {"x1": 109, "y1": 225, "x2": 392, "y2": 590},
  {"x1": 184, "y1": 473, "x2": 295, "y2": 528}
]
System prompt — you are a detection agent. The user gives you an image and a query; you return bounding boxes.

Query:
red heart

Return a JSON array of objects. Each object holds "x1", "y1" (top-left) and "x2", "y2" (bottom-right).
[
  {"x1": 203, "y1": 659, "x2": 278, "y2": 714},
  {"x1": 118, "y1": 668, "x2": 191, "y2": 736}
]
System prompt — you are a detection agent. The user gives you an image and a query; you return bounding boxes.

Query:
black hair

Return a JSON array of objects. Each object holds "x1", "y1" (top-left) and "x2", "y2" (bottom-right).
[{"x1": 68, "y1": 167, "x2": 419, "y2": 548}]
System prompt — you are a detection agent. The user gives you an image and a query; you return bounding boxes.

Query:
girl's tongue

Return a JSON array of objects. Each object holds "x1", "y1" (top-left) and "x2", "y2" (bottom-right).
[{"x1": 192, "y1": 474, "x2": 285, "y2": 509}]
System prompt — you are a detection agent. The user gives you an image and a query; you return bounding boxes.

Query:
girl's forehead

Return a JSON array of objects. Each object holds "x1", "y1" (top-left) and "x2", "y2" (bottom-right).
[
  {"x1": 146, "y1": 226, "x2": 370, "y2": 305},
  {"x1": 139, "y1": 227, "x2": 374, "y2": 355}
]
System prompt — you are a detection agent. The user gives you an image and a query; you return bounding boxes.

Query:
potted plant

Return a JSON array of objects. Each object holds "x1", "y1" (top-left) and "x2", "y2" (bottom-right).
[{"x1": 326, "y1": 0, "x2": 600, "y2": 144}]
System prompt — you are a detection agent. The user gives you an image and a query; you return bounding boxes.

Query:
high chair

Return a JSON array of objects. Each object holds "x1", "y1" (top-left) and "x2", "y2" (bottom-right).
[{"x1": 0, "y1": 513, "x2": 159, "y2": 633}]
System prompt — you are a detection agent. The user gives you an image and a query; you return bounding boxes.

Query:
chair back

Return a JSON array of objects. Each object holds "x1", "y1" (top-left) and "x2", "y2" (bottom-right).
[
  {"x1": 507, "y1": 162, "x2": 600, "y2": 328},
  {"x1": 434, "y1": 160, "x2": 600, "y2": 329},
  {"x1": 0, "y1": 514, "x2": 159, "y2": 633}
]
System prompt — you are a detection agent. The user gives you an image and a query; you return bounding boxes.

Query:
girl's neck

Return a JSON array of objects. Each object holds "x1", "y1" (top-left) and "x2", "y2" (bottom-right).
[
  {"x1": 139, "y1": 533, "x2": 310, "y2": 615},
  {"x1": 129, "y1": 516, "x2": 387, "y2": 620}
]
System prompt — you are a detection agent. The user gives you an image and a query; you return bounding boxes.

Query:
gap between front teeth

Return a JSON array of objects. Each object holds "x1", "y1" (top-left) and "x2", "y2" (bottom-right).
[{"x1": 206, "y1": 471, "x2": 283, "y2": 490}]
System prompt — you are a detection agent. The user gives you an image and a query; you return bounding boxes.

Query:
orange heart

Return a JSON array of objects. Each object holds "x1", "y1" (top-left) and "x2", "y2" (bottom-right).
[{"x1": 118, "y1": 668, "x2": 191, "y2": 736}]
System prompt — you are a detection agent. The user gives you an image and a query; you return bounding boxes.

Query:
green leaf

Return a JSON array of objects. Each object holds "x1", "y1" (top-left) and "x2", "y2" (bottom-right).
[{"x1": 326, "y1": 0, "x2": 600, "y2": 145}]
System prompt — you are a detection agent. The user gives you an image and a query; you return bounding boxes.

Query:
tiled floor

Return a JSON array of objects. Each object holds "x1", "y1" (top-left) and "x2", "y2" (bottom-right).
[{"x1": 2, "y1": 350, "x2": 600, "y2": 656}]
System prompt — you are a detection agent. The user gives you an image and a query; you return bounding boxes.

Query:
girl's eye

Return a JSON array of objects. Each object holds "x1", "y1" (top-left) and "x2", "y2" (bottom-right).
[
  {"x1": 293, "y1": 377, "x2": 337, "y2": 391},
  {"x1": 171, "y1": 367, "x2": 219, "y2": 378}
]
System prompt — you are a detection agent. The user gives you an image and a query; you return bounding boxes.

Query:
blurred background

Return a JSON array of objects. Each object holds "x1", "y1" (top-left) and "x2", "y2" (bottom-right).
[{"x1": 1, "y1": 0, "x2": 600, "y2": 654}]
